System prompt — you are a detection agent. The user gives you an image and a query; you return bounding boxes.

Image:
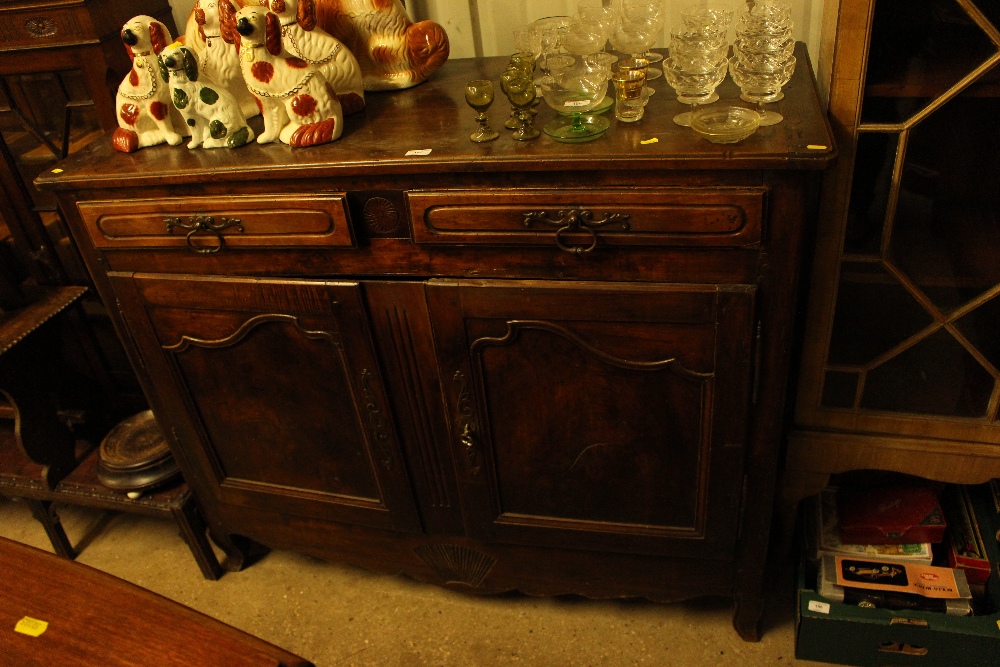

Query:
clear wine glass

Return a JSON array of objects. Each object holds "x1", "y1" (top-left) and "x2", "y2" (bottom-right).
[
  {"x1": 611, "y1": 18, "x2": 662, "y2": 80},
  {"x1": 621, "y1": 0, "x2": 666, "y2": 64},
  {"x1": 465, "y1": 79, "x2": 499, "y2": 142},
  {"x1": 577, "y1": 0, "x2": 618, "y2": 50},
  {"x1": 532, "y1": 16, "x2": 572, "y2": 82},
  {"x1": 562, "y1": 14, "x2": 608, "y2": 56}
]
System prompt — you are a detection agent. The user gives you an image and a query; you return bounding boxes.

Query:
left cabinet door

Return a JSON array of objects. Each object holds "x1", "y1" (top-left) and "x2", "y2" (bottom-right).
[{"x1": 109, "y1": 273, "x2": 421, "y2": 533}]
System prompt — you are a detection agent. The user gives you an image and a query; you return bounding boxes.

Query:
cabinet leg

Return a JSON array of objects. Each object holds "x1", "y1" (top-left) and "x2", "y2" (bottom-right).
[
  {"x1": 171, "y1": 496, "x2": 224, "y2": 581},
  {"x1": 774, "y1": 469, "x2": 831, "y2": 561},
  {"x1": 25, "y1": 499, "x2": 76, "y2": 559},
  {"x1": 731, "y1": 597, "x2": 763, "y2": 642}
]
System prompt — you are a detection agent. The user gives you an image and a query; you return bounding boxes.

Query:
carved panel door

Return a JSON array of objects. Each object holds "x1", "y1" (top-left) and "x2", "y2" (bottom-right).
[
  {"x1": 110, "y1": 273, "x2": 421, "y2": 533},
  {"x1": 427, "y1": 280, "x2": 756, "y2": 558}
]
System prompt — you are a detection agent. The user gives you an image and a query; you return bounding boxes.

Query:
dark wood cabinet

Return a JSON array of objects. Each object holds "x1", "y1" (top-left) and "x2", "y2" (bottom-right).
[{"x1": 36, "y1": 48, "x2": 834, "y2": 641}]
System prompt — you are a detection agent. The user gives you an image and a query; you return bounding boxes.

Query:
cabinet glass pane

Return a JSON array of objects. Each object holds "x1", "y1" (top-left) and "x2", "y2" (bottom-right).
[
  {"x1": 889, "y1": 96, "x2": 1000, "y2": 313},
  {"x1": 861, "y1": 0, "x2": 999, "y2": 124},
  {"x1": 954, "y1": 295, "x2": 1000, "y2": 372},
  {"x1": 845, "y1": 132, "x2": 897, "y2": 255},
  {"x1": 820, "y1": 0, "x2": 1000, "y2": 418},
  {"x1": 860, "y1": 329, "x2": 993, "y2": 416},
  {"x1": 821, "y1": 371, "x2": 861, "y2": 408},
  {"x1": 827, "y1": 261, "x2": 933, "y2": 367}
]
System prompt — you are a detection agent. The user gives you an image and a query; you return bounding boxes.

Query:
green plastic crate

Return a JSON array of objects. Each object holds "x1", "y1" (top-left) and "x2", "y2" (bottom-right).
[{"x1": 795, "y1": 484, "x2": 1000, "y2": 666}]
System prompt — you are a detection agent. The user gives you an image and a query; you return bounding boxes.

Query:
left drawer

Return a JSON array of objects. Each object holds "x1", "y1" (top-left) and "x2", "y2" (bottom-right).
[{"x1": 77, "y1": 194, "x2": 354, "y2": 252}]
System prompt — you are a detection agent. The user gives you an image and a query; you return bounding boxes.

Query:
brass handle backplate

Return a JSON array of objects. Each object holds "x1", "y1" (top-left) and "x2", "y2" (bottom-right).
[
  {"x1": 523, "y1": 209, "x2": 630, "y2": 254},
  {"x1": 165, "y1": 215, "x2": 244, "y2": 254},
  {"x1": 453, "y1": 370, "x2": 482, "y2": 475}
]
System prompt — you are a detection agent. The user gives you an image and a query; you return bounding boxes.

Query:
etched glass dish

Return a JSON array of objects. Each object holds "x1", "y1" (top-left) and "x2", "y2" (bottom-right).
[{"x1": 690, "y1": 105, "x2": 760, "y2": 143}]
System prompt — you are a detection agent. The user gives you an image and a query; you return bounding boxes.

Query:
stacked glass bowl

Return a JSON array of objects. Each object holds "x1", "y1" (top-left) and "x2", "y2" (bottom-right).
[
  {"x1": 661, "y1": 3, "x2": 733, "y2": 127},
  {"x1": 729, "y1": 0, "x2": 796, "y2": 126}
]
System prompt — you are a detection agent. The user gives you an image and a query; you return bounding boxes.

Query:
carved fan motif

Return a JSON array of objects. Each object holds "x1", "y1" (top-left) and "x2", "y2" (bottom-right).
[{"x1": 414, "y1": 543, "x2": 496, "y2": 588}]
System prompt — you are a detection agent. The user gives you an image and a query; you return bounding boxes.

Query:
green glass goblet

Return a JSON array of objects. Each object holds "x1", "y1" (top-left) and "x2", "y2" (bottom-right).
[
  {"x1": 501, "y1": 71, "x2": 540, "y2": 141},
  {"x1": 465, "y1": 79, "x2": 500, "y2": 142}
]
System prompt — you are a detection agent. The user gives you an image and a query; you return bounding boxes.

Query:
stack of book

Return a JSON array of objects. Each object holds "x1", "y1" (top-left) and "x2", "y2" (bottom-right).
[{"x1": 811, "y1": 484, "x2": 983, "y2": 615}]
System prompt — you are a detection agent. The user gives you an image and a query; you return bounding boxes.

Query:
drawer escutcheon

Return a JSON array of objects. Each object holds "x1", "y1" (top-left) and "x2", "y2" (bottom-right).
[
  {"x1": 164, "y1": 215, "x2": 245, "y2": 254},
  {"x1": 523, "y1": 209, "x2": 631, "y2": 254}
]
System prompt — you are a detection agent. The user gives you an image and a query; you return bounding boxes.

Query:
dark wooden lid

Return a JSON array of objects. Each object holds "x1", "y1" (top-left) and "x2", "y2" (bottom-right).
[{"x1": 98, "y1": 410, "x2": 180, "y2": 491}]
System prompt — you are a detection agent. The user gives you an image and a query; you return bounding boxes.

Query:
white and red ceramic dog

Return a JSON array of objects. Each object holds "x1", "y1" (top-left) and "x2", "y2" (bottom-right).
[
  {"x1": 261, "y1": 0, "x2": 364, "y2": 115},
  {"x1": 186, "y1": 0, "x2": 260, "y2": 119},
  {"x1": 159, "y1": 42, "x2": 255, "y2": 149},
  {"x1": 112, "y1": 16, "x2": 187, "y2": 153},
  {"x1": 315, "y1": 0, "x2": 449, "y2": 91},
  {"x1": 226, "y1": 5, "x2": 343, "y2": 147}
]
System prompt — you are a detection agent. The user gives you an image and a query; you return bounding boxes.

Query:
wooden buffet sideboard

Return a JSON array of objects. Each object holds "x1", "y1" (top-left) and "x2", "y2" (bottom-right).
[{"x1": 35, "y1": 46, "x2": 834, "y2": 641}]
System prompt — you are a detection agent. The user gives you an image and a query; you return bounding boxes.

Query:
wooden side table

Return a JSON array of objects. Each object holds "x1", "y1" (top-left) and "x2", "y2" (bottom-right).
[
  {"x1": 0, "y1": 286, "x2": 229, "y2": 580},
  {"x1": 0, "y1": 536, "x2": 313, "y2": 667}
]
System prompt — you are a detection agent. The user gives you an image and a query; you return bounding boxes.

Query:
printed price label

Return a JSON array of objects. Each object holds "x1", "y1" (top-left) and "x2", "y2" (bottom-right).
[
  {"x1": 405, "y1": 149, "x2": 432, "y2": 156},
  {"x1": 15, "y1": 617, "x2": 48, "y2": 637},
  {"x1": 563, "y1": 100, "x2": 591, "y2": 107},
  {"x1": 808, "y1": 601, "x2": 831, "y2": 615}
]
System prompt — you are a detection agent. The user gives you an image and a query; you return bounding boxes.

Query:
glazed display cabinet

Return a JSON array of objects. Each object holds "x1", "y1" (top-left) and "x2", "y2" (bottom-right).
[
  {"x1": 786, "y1": 0, "x2": 1000, "y2": 503},
  {"x1": 37, "y1": 48, "x2": 833, "y2": 641}
]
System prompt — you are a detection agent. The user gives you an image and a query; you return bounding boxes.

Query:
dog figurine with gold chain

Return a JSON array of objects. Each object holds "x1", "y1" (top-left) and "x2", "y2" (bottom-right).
[
  {"x1": 113, "y1": 16, "x2": 188, "y2": 152},
  {"x1": 225, "y1": 4, "x2": 343, "y2": 146}
]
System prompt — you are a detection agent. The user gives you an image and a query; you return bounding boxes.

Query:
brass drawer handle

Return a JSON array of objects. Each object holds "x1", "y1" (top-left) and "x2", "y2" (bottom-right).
[
  {"x1": 523, "y1": 209, "x2": 631, "y2": 254},
  {"x1": 164, "y1": 215, "x2": 244, "y2": 254}
]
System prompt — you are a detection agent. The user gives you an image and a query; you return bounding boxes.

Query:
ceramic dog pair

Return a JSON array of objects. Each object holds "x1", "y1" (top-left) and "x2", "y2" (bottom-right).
[{"x1": 112, "y1": 16, "x2": 253, "y2": 151}]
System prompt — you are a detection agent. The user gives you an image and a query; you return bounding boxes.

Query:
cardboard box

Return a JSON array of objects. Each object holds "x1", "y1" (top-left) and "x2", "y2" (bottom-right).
[
  {"x1": 817, "y1": 488, "x2": 933, "y2": 564},
  {"x1": 944, "y1": 486, "x2": 992, "y2": 585},
  {"x1": 797, "y1": 484, "x2": 1000, "y2": 667}
]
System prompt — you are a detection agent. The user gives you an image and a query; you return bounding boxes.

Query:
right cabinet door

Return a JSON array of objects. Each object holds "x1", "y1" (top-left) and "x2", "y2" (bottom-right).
[{"x1": 427, "y1": 280, "x2": 756, "y2": 558}]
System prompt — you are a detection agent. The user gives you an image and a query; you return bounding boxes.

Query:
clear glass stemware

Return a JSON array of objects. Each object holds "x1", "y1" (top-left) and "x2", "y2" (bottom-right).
[
  {"x1": 728, "y1": 54, "x2": 796, "y2": 125},
  {"x1": 662, "y1": 54, "x2": 727, "y2": 126}
]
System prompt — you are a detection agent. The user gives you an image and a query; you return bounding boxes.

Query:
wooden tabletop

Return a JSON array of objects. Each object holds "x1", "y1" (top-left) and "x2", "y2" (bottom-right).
[
  {"x1": 36, "y1": 44, "x2": 835, "y2": 192},
  {"x1": 0, "y1": 536, "x2": 312, "y2": 666}
]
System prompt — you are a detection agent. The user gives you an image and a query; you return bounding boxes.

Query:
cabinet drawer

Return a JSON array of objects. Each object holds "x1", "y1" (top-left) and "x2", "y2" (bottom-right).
[
  {"x1": 408, "y1": 188, "x2": 764, "y2": 250},
  {"x1": 77, "y1": 194, "x2": 354, "y2": 251}
]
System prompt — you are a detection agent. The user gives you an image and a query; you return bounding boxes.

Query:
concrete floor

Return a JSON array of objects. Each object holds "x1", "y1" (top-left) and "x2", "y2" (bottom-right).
[{"x1": 0, "y1": 496, "x2": 831, "y2": 666}]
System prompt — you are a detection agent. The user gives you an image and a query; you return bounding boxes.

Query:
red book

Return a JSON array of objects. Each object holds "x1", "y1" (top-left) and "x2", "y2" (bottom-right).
[{"x1": 837, "y1": 485, "x2": 946, "y2": 545}]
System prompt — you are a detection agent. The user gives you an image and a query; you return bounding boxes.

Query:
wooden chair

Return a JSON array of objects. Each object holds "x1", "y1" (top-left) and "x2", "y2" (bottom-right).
[{"x1": 0, "y1": 287, "x2": 229, "y2": 579}]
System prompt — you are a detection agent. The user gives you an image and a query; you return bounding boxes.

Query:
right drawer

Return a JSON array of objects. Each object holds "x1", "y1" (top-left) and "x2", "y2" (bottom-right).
[{"x1": 407, "y1": 188, "x2": 765, "y2": 251}]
